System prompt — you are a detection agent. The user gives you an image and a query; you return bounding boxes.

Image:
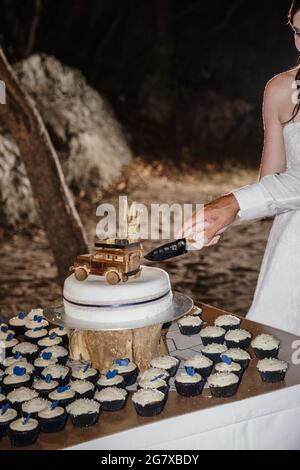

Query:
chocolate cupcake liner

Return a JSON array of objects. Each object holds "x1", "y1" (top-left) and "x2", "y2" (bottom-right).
[
  {"x1": 201, "y1": 335, "x2": 225, "y2": 346},
  {"x1": 24, "y1": 334, "x2": 48, "y2": 346},
  {"x1": 38, "y1": 411, "x2": 68, "y2": 433},
  {"x1": 19, "y1": 351, "x2": 39, "y2": 364},
  {"x1": 0, "y1": 418, "x2": 15, "y2": 438},
  {"x1": 165, "y1": 364, "x2": 179, "y2": 378},
  {"x1": 72, "y1": 371, "x2": 99, "y2": 385},
  {"x1": 33, "y1": 388, "x2": 55, "y2": 399},
  {"x1": 7, "y1": 426, "x2": 40, "y2": 447},
  {"x1": 259, "y1": 369, "x2": 287, "y2": 383},
  {"x1": 56, "y1": 355, "x2": 69, "y2": 366},
  {"x1": 50, "y1": 396, "x2": 75, "y2": 408},
  {"x1": 100, "y1": 398, "x2": 127, "y2": 412},
  {"x1": 225, "y1": 338, "x2": 251, "y2": 350},
  {"x1": 134, "y1": 400, "x2": 165, "y2": 417},
  {"x1": 217, "y1": 324, "x2": 240, "y2": 333},
  {"x1": 253, "y1": 347, "x2": 279, "y2": 360},
  {"x1": 75, "y1": 388, "x2": 95, "y2": 400},
  {"x1": 194, "y1": 365, "x2": 213, "y2": 378},
  {"x1": 179, "y1": 324, "x2": 202, "y2": 336},
  {"x1": 8, "y1": 325, "x2": 25, "y2": 337},
  {"x1": 209, "y1": 381, "x2": 239, "y2": 398},
  {"x1": 2, "y1": 376, "x2": 34, "y2": 394},
  {"x1": 119, "y1": 369, "x2": 138, "y2": 387},
  {"x1": 175, "y1": 379, "x2": 205, "y2": 397},
  {"x1": 201, "y1": 351, "x2": 223, "y2": 364},
  {"x1": 230, "y1": 358, "x2": 250, "y2": 370},
  {"x1": 70, "y1": 411, "x2": 100, "y2": 427}
]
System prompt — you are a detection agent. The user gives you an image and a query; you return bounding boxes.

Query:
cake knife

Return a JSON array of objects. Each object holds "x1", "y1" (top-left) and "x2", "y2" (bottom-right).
[{"x1": 144, "y1": 238, "x2": 189, "y2": 262}]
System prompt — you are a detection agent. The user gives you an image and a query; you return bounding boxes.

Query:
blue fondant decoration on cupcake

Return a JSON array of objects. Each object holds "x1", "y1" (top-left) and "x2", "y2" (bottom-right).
[
  {"x1": 1, "y1": 325, "x2": 8, "y2": 333},
  {"x1": 106, "y1": 370, "x2": 117, "y2": 379},
  {"x1": 45, "y1": 374, "x2": 52, "y2": 383},
  {"x1": 57, "y1": 385, "x2": 70, "y2": 393},
  {"x1": 6, "y1": 333, "x2": 15, "y2": 341},
  {"x1": 150, "y1": 375, "x2": 164, "y2": 382},
  {"x1": 41, "y1": 352, "x2": 52, "y2": 361},
  {"x1": 221, "y1": 354, "x2": 233, "y2": 365},
  {"x1": 33, "y1": 315, "x2": 43, "y2": 323},
  {"x1": 13, "y1": 366, "x2": 26, "y2": 376},
  {"x1": 18, "y1": 311, "x2": 26, "y2": 320},
  {"x1": 59, "y1": 326, "x2": 64, "y2": 331},
  {"x1": 185, "y1": 366, "x2": 196, "y2": 376},
  {"x1": 51, "y1": 401, "x2": 59, "y2": 410},
  {"x1": 33, "y1": 326, "x2": 43, "y2": 332},
  {"x1": 13, "y1": 352, "x2": 21, "y2": 359},
  {"x1": 23, "y1": 414, "x2": 31, "y2": 425},
  {"x1": 115, "y1": 358, "x2": 130, "y2": 366},
  {"x1": 83, "y1": 363, "x2": 90, "y2": 373},
  {"x1": 1, "y1": 403, "x2": 9, "y2": 415},
  {"x1": 49, "y1": 332, "x2": 57, "y2": 340}
]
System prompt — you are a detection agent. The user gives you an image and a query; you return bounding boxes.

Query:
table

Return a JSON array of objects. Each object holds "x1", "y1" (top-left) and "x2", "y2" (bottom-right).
[{"x1": 1, "y1": 303, "x2": 300, "y2": 450}]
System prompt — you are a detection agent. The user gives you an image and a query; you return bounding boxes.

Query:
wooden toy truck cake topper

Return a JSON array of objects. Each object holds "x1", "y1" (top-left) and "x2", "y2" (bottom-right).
[{"x1": 70, "y1": 203, "x2": 143, "y2": 285}]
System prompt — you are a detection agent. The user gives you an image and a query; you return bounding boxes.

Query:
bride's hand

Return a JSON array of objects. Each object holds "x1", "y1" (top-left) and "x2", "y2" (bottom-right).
[{"x1": 180, "y1": 194, "x2": 240, "y2": 250}]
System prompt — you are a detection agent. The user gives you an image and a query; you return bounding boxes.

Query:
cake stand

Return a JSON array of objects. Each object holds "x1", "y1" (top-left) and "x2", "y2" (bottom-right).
[{"x1": 44, "y1": 292, "x2": 193, "y2": 372}]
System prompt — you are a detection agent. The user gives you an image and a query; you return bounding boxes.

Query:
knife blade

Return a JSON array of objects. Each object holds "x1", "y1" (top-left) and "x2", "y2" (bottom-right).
[{"x1": 144, "y1": 238, "x2": 189, "y2": 262}]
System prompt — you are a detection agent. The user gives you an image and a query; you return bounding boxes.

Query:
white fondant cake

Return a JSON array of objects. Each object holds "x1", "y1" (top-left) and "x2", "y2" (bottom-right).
[{"x1": 63, "y1": 266, "x2": 173, "y2": 327}]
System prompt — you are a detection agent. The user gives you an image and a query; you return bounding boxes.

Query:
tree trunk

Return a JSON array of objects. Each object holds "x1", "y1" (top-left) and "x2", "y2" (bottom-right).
[{"x1": 0, "y1": 47, "x2": 89, "y2": 284}]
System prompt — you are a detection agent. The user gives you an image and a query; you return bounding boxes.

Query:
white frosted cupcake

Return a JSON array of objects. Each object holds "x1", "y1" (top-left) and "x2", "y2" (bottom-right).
[
  {"x1": 138, "y1": 377, "x2": 169, "y2": 395},
  {"x1": 225, "y1": 329, "x2": 252, "y2": 350},
  {"x1": 251, "y1": 334, "x2": 280, "y2": 359},
  {"x1": 48, "y1": 327, "x2": 68, "y2": 345},
  {"x1": 34, "y1": 351, "x2": 58, "y2": 377},
  {"x1": 38, "y1": 402, "x2": 67, "y2": 433},
  {"x1": 8, "y1": 416, "x2": 40, "y2": 447},
  {"x1": 175, "y1": 368, "x2": 205, "y2": 396},
  {"x1": 0, "y1": 333, "x2": 19, "y2": 357},
  {"x1": 42, "y1": 345, "x2": 69, "y2": 365},
  {"x1": 24, "y1": 327, "x2": 48, "y2": 345},
  {"x1": 25, "y1": 316, "x2": 49, "y2": 330},
  {"x1": 201, "y1": 343, "x2": 228, "y2": 363},
  {"x1": 223, "y1": 348, "x2": 251, "y2": 370},
  {"x1": 189, "y1": 306, "x2": 203, "y2": 317},
  {"x1": 214, "y1": 314, "x2": 241, "y2": 332},
  {"x1": 38, "y1": 334, "x2": 63, "y2": 349},
  {"x1": 33, "y1": 377, "x2": 59, "y2": 398},
  {"x1": 132, "y1": 389, "x2": 165, "y2": 416},
  {"x1": 112, "y1": 358, "x2": 138, "y2": 386},
  {"x1": 150, "y1": 355, "x2": 179, "y2": 377},
  {"x1": 94, "y1": 386, "x2": 128, "y2": 411},
  {"x1": 257, "y1": 358, "x2": 288, "y2": 383},
  {"x1": 21, "y1": 397, "x2": 51, "y2": 418},
  {"x1": 2, "y1": 366, "x2": 33, "y2": 392},
  {"x1": 184, "y1": 354, "x2": 213, "y2": 377},
  {"x1": 71, "y1": 364, "x2": 99, "y2": 384},
  {"x1": 207, "y1": 372, "x2": 239, "y2": 397},
  {"x1": 178, "y1": 315, "x2": 203, "y2": 336},
  {"x1": 8, "y1": 312, "x2": 28, "y2": 336},
  {"x1": 0, "y1": 405, "x2": 18, "y2": 437},
  {"x1": 138, "y1": 368, "x2": 170, "y2": 384},
  {"x1": 12, "y1": 342, "x2": 39, "y2": 363},
  {"x1": 5, "y1": 361, "x2": 34, "y2": 376},
  {"x1": 214, "y1": 357, "x2": 243, "y2": 378},
  {"x1": 41, "y1": 365, "x2": 70, "y2": 386},
  {"x1": 66, "y1": 399, "x2": 100, "y2": 427},
  {"x1": 200, "y1": 326, "x2": 226, "y2": 346},
  {"x1": 70, "y1": 380, "x2": 95, "y2": 399},
  {"x1": 96, "y1": 370, "x2": 126, "y2": 391},
  {"x1": 49, "y1": 385, "x2": 76, "y2": 407},
  {"x1": 7, "y1": 387, "x2": 38, "y2": 413}
]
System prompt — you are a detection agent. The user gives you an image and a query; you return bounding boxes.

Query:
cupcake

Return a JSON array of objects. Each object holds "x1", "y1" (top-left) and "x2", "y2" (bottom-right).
[
  {"x1": 48, "y1": 327, "x2": 68, "y2": 346},
  {"x1": 0, "y1": 404, "x2": 18, "y2": 437},
  {"x1": 5, "y1": 361, "x2": 34, "y2": 377},
  {"x1": 175, "y1": 368, "x2": 205, "y2": 397},
  {"x1": 41, "y1": 365, "x2": 70, "y2": 386},
  {"x1": 94, "y1": 386, "x2": 128, "y2": 411},
  {"x1": 0, "y1": 389, "x2": 7, "y2": 407},
  {"x1": 112, "y1": 358, "x2": 138, "y2": 386},
  {"x1": 38, "y1": 333, "x2": 63, "y2": 349},
  {"x1": 138, "y1": 368, "x2": 170, "y2": 384},
  {"x1": 150, "y1": 355, "x2": 179, "y2": 377},
  {"x1": 257, "y1": 358, "x2": 289, "y2": 383},
  {"x1": 70, "y1": 380, "x2": 95, "y2": 400},
  {"x1": 2, "y1": 366, "x2": 33, "y2": 393},
  {"x1": 25, "y1": 315, "x2": 49, "y2": 331},
  {"x1": 34, "y1": 352, "x2": 58, "y2": 377},
  {"x1": 138, "y1": 377, "x2": 169, "y2": 396},
  {"x1": 1, "y1": 333, "x2": 19, "y2": 357},
  {"x1": 24, "y1": 327, "x2": 48, "y2": 345},
  {"x1": 189, "y1": 306, "x2": 203, "y2": 318},
  {"x1": 33, "y1": 376, "x2": 59, "y2": 399},
  {"x1": 224, "y1": 329, "x2": 252, "y2": 350},
  {"x1": 201, "y1": 343, "x2": 228, "y2": 363},
  {"x1": 214, "y1": 356, "x2": 243, "y2": 379},
  {"x1": 66, "y1": 399, "x2": 100, "y2": 427},
  {"x1": 200, "y1": 326, "x2": 226, "y2": 346},
  {"x1": 71, "y1": 364, "x2": 99, "y2": 384},
  {"x1": 43, "y1": 346, "x2": 69, "y2": 365},
  {"x1": 2, "y1": 353, "x2": 28, "y2": 369},
  {"x1": 214, "y1": 314, "x2": 241, "y2": 332},
  {"x1": 223, "y1": 348, "x2": 251, "y2": 370},
  {"x1": 8, "y1": 312, "x2": 27, "y2": 336},
  {"x1": 27, "y1": 308, "x2": 44, "y2": 319},
  {"x1": 49, "y1": 385, "x2": 76, "y2": 407},
  {"x1": 38, "y1": 402, "x2": 67, "y2": 433},
  {"x1": 251, "y1": 334, "x2": 280, "y2": 359},
  {"x1": 207, "y1": 372, "x2": 239, "y2": 397},
  {"x1": 184, "y1": 354, "x2": 213, "y2": 378},
  {"x1": 96, "y1": 370, "x2": 126, "y2": 391},
  {"x1": 12, "y1": 342, "x2": 39, "y2": 363},
  {"x1": 7, "y1": 387, "x2": 38, "y2": 413},
  {"x1": 0, "y1": 324, "x2": 14, "y2": 340},
  {"x1": 21, "y1": 397, "x2": 51, "y2": 419},
  {"x1": 132, "y1": 389, "x2": 166, "y2": 417},
  {"x1": 178, "y1": 316, "x2": 203, "y2": 336},
  {"x1": 7, "y1": 416, "x2": 40, "y2": 447}
]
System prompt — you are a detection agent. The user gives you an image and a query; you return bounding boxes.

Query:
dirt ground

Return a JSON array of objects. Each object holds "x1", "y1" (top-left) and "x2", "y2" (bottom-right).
[{"x1": 0, "y1": 160, "x2": 272, "y2": 322}]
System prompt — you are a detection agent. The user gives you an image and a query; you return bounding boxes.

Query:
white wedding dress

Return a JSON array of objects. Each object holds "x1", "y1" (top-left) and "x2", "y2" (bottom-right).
[{"x1": 246, "y1": 122, "x2": 300, "y2": 336}]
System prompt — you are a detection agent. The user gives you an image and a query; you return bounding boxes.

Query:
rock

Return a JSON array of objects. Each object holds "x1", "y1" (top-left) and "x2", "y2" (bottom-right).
[{"x1": 0, "y1": 54, "x2": 132, "y2": 226}]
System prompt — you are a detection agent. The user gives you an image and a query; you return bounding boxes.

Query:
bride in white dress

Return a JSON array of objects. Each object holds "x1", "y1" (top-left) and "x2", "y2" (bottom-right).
[{"x1": 183, "y1": 1, "x2": 300, "y2": 336}]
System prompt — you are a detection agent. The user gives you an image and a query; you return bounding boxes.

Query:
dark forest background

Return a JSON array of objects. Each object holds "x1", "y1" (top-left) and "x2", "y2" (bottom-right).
[{"x1": 0, "y1": 0, "x2": 297, "y2": 167}]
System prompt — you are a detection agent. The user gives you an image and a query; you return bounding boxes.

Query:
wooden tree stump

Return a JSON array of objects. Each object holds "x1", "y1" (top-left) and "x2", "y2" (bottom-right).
[{"x1": 68, "y1": 325, "x2": 168, "y2": 373}]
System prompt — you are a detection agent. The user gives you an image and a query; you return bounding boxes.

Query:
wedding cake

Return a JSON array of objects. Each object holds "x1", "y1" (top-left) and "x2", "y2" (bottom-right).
[{"x1": 63, "y1": 266, "x2": 173, "y2": 329}]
